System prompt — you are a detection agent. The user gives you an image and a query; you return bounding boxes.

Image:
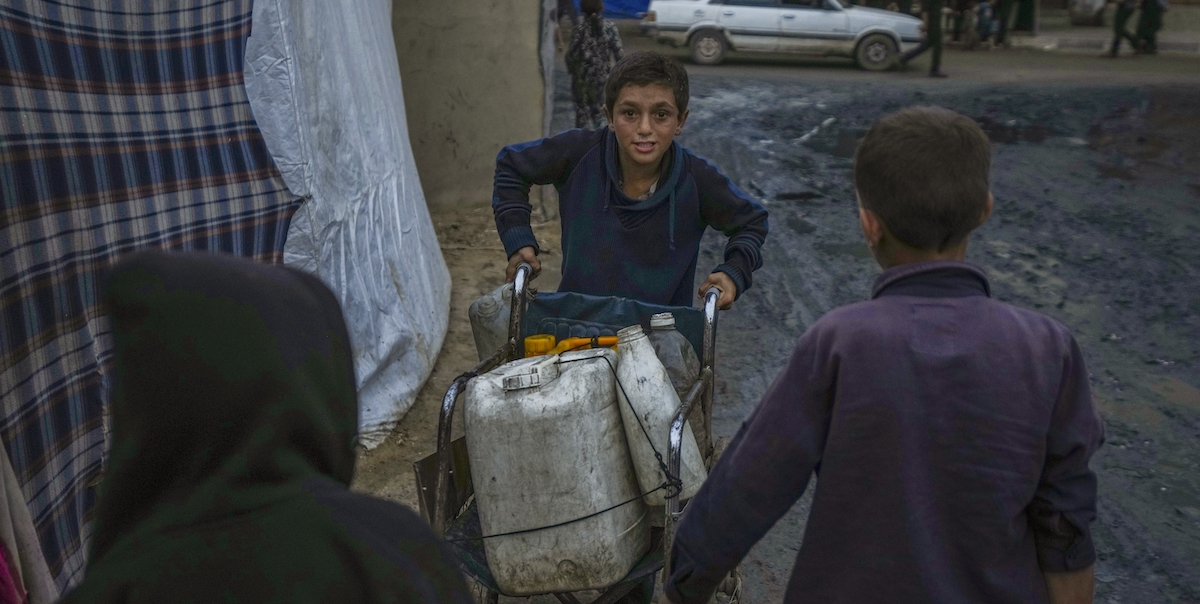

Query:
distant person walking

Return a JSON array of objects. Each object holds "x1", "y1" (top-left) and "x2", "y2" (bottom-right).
[
  {"x1": 1103, "y1": 0, "x2": 1140, "y2": 56},
  {"x1": 976, "y1": 0, "x2": 1000, "y2": 48},
  {"x1": 995, "y1": 0, "x2": 1015, "y2": 45},
  {"x1": 566, "y1": 0, "x2": 624, "y2": 129},
  {"x1": 899, "y1": 0, "x2": 948, "y2": 77},
  {"x1": 1135, "y1": 0, "x2": 1168, "y2": 54},
  {"x1": 995, "y1": 0, "x2": 1035, "y2": 44},
  {"x1": 951, "y1": 0, "x2": 965, "y2": 41}
]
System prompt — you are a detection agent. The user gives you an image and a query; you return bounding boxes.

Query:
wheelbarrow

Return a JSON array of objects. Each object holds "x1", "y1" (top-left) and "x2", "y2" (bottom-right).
[{"x1": 413, "y1": 263, "x2": 739, "y2": 603}]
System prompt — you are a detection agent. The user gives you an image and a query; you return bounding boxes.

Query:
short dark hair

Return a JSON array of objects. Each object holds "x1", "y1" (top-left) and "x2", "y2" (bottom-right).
[
  {"x1": 854, "y1": 106, "x2": 991, "y2": 251},
  {"x1": 604, "y1": 52, "x2": 690, "y2": 117},
  {"x1": 581, "y1": 0, "x2": 604, "y2": 16}
]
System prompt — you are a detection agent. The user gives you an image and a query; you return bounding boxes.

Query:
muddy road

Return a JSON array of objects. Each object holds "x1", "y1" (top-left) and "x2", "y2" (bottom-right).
[{"x1": 550, "y1": 52, "x2": 1200, "y2": 602}]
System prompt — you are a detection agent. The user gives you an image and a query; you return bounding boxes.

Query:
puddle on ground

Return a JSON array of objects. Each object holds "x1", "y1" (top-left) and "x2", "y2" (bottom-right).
[
  {"x1": 1096, "y1": 396, "x2": 1169, "y2": 431},
  {"x1": 830, "y1": 131, "x2": 864, "y2": 158},
  {"x1": 1151, "y1": 379, "x2": 1200, "y2": 412},
  {"x1": 973, "y1": 115, "x2": 1061, "y2": 144},
  {"x1": 1098, "y1": 162, "x2": 1139, "y2": 181},
  {"x1": 786, "y1": 215, "x2": 817, "y2": 235},
  {"x1": 776, "y1": 190, "x2": 823, "y2": 202},
  {"x1": 813, "y1": 241, "x2": 872, "y2": 259}
]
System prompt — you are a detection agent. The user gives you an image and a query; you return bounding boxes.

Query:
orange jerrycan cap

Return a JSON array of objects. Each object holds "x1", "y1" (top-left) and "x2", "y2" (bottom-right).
[{"x1": 524, "y1": 334, "x2": 557, "y2": 357}]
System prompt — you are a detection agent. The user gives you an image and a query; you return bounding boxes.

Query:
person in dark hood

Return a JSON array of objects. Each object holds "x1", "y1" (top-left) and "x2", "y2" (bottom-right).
[
  {"x1": 61, "y1": 251, "x2": 471, "y2": 604},
  {"x1": 493, "y1": 52, "x2": 769, "y2": 310},
  {"x1": 566, "y1": 0, "x2": 624, "y2": 129}
]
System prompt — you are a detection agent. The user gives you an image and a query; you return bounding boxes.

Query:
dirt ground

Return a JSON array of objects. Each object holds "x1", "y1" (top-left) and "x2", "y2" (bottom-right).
[{"x1": 355, "y1": 40, "x2": 1200, "y2": 604}]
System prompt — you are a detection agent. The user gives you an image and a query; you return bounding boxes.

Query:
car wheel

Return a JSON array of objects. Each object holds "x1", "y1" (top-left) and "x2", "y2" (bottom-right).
[
  {"x1": 855, "y1": 33, "x2": 898, "y2": 71},
  {"x1": 691, "y1": 30, "x2": 727, "y2": 65}
]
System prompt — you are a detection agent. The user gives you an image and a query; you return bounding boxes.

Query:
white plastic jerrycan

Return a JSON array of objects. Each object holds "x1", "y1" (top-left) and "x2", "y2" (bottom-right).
[
  {"x1": 464, "y1": 348, "x2": 649, "y2": 595},
  {"x1": 647, "y1": 312, "x2": 708, "y2": 458},
  {"x1": 615, "y1": 324, "x2": 707, "y2": 506},
  {"x1": 468, "y1": 283, "x2": 513, "y2": 361}
]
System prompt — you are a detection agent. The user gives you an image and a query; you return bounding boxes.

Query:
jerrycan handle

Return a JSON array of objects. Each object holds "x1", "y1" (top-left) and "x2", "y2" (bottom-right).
[{"x1": 509, "y1": 263, "x2": 534, "y2": 353}]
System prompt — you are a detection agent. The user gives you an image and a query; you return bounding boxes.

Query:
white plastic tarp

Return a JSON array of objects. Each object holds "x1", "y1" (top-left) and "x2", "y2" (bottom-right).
[{"x1": 244, "y1": 0, "x2": 451, "y2": 448}]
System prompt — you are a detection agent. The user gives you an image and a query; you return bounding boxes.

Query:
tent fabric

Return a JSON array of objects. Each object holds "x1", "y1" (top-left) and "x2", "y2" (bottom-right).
[
  {"x1": 0, "y1": 442, "x2": 55, "y2": 604},
  {"x1": 570, "y1": 0, "x2": 651, "y2": 19},
  {"x1": 243, "y1": 0, "x2": 451, "y2": 448},
  {"x1": 603, "y1": 0, "x2": 651, "y2": 19},
  {"x1": 0, "y1": 0, "x2": 300, "y2": 591}
]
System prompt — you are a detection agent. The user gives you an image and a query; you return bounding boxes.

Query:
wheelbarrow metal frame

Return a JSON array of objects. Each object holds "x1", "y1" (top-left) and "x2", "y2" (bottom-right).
[{"x1": 424, "y1": 263, "x2": 721, "y2": 601}]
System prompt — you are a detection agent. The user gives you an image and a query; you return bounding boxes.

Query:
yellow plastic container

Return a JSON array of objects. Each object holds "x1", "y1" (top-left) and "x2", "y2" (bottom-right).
[
  {"x1": 524, "y1": 334, "x2": 619, "y2": 357},
  {"x1": 523, "y1": 334, "x2": 557, "y2": 357}
]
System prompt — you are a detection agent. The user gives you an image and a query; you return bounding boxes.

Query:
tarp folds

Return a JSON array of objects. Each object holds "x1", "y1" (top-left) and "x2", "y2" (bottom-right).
[
  {"x1": 568, "y1": 0, "x2": 650, "y2": 20},
  {"x1": 244, "y1": 0, "x2": 451, "y2": 448},
  {"x1": 603, "y1": 0, "x2": 651, "y2": 19}
]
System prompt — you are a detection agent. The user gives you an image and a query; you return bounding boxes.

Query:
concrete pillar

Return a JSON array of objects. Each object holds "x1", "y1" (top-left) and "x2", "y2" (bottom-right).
[{"x1": 392, "y1": 0, "x2": 547, "y2": 209}]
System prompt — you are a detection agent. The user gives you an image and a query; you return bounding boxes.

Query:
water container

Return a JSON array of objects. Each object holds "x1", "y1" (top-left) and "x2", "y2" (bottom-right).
[
  {"x1": 464, "y1": 349, "x2": 649, "y2": 595},
  {"x1": 469, "y1": 283, "x2": 513, "y2": 361},
  {"x1": 615, "y1": 325, "x2": 707, "y2": 506},
  {"x1": 647, "y1": 312, "x2": 708, "y2": 458},
  {"x1": 524, "y1": 336, "x2": 619, "y2": 357}
]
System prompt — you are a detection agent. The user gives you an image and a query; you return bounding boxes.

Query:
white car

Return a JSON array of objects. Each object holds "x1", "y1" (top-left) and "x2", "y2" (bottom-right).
[{"x1": 641, "y1": 0, "x2": 923, "y2": 71}]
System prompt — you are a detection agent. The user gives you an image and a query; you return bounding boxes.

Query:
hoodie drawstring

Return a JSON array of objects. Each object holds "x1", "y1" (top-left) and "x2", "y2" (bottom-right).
[{"x1": 668, "y1": 189, "x2": 676, "y2": 251}]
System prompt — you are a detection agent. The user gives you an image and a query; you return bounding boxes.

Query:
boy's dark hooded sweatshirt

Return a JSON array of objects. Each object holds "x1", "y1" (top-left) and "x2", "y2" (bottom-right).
[
  {"x1": 493, "y1": 128, "x2": 769, "y2": 306},
  {"x1": 61, "y1": 252, "x2": 471, "y2": 604}
]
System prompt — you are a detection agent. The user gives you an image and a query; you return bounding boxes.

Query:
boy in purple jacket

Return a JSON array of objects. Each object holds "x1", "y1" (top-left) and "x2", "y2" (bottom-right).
[{"x1": 661, "y1": 107, "x2": 1104, "y2": 604}]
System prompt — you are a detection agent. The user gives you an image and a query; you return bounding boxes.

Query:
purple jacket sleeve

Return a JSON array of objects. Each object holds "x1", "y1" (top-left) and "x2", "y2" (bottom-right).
[
  {"x1": 691, "y1": 154, "x2": 769, "y2": 298},
  {"x1": 492, "y1": 129, "x2": 604, "y2": 257},
  {"x1": 1027, "y1": 333, "x2": 1105, "y2": 573},
  {"x1": 664, "y1": 326, "x2": 833, "y2": 603}
]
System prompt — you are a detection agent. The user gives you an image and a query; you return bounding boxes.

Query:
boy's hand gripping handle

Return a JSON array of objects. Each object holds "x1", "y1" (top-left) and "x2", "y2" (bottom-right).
[{"x1": 507, "y1": 263, "x2": 534, "y2": 349}]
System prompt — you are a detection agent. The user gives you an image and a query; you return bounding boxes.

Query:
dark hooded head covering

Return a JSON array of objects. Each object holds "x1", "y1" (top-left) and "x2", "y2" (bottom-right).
[{"x1": 63, "y1": 251, "x2": 470, "y2": 604}]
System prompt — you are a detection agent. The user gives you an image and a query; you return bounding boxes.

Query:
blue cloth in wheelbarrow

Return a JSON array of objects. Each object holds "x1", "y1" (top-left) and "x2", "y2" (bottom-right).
[{"x1": 522, "y1": 291, "x2": 707, "y2": 356}]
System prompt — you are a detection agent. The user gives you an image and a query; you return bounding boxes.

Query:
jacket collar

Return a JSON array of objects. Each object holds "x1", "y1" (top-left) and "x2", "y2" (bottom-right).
[
  {"x1": 871, "y1": 260, "x2": 992, "y2": 300},
  {"x1": 603, "y1": 128, "x2": 682, "y2": 210}
]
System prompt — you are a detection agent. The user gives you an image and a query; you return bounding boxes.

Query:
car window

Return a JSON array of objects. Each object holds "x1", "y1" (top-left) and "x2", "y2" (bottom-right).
[{"x1": 781, "y1": 0, "x2": 824, "y2": 7}]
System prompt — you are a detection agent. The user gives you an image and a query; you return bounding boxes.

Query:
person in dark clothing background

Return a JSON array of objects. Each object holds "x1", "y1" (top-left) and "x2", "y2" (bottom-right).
[
  {"x1": 61, "y1": 252, "x2": 472, "y2": 604},
  {"x1": 552, "y1": 0, "x2": 580, "y2": 51},
  {"x1": 899, "y1": 0, "x2": 947, "y2": 77},
  {"x1": 494, "y1": 52, "x2": 769, "y2": 310},
  {"x1": 995, "y1": 0, "x2": 1017, "y2": 45},
  {"x1": 1103, "y1": 0, "x2": 1140, "y2": 56},
  {"x1": 566, "y1": 0, "x2": 624, "y2": 129},
  {"x1": 951, "y1": 0, "x2": 969, "y2": 42},
  {"x1": 988, "y1": 0, "x2": 1036, "y2": 45},
  {"x1": 660, "y1": 107, "x2": 1104, "y2": 604},
  {"x1": 1135, "y1": 0, "x2": 1167, "y2": 54}
]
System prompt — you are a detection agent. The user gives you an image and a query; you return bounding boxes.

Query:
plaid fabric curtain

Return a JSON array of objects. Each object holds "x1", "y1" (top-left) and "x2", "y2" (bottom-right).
[{"x1": 0, "y1": 0, "x2": 301, "y2": 590}]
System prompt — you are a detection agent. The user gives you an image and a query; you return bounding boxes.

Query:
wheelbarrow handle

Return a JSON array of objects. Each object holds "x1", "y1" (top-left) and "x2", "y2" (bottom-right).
[
  {"x1": 702, "y1": 287, "x2": 719, "y2": 369},
  {"x1": 515, "y1": 262, "x2": 533, "y2": 284},
  {"x1": 664, "y1": 369, "x2": 713, "y2": 580},
  {"x1": 508, "y1": 263, "x2": 534, "y2": 350}
]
